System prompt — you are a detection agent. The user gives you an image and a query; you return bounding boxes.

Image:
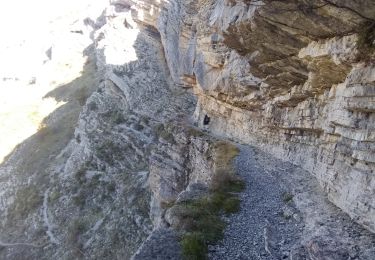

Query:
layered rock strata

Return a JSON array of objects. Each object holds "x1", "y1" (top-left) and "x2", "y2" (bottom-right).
[
  {"x1": 132, "y1": 0, "x2": 375, "y2": 233},
  {"x1": 1, "y1": 0, "x2": 375, "y2": 259}
]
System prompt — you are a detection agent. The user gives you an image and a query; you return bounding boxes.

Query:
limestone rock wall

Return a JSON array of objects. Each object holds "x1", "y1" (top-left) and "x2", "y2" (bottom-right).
[
  {"x1": 1, "y1": 1, "x2": 374, "y2": 259},
  {"x1": 148, "y1": 124, "x2": 220, "y2": 227},
  {"x1": 134, "y1": 0, "x2": 375, "y2": 232}
]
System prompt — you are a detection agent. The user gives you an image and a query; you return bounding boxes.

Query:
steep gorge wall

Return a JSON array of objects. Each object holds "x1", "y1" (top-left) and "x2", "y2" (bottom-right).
[
  {"x1": 0, "y1": 1, "x2": 374, "y2": 259},
  {"x1": 130, "y1": 0, "x2": 375, "y2": 232}
]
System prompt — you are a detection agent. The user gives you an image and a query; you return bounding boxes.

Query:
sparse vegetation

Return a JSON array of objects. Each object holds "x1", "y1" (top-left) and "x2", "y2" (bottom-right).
[
  {"x1": 159, "y1": 129, "x2": 175, "y2": 143},
  {"x1": 73, "y1": 192, "x2": 86, "y2": 208},
  {"x1": 179, "y1": 141, "x2": 244, "y2": 260},
  {"x1": 140, "y1": 115, "x2": 150, "y2": 125},
  {"x1": 161, "y1": 200, "x2": 176, "y2": 209},
  {"x1": 180, "y1": 189, "x2": 244, "y2": 259},
  {"x1": 77, "y1": 87, "x2": 90, "y2": 106},
  {"x1": 221, "y1": 196, "x2": 241, "y2": 214},
  {"x1": 181, "y1": 233, "x2": 207, "y2": 260},
  {"x1": 187, "y1": 127, "x2": 205, "y2": 137},
  {"x1": 67, "y1": 218, "x2": 87, "y2": 256},
  {"x1": 102, "y1": 110, "x2": 126, "y2": 125},
  {"x1": 154, "y1": 123, "x2": 176, "y2": 143},
  {"x1": 75, "y1": 167, "x2": 87, "y2": 184},
  {"x1": 111, "y1": 111, "x2": 126, "y2": 124},
  {"x1": 87, "y1": 101, "x2": 98, "y2": 111},
  {"x1": 282, "y1": 192, "x2": 294, "y2": 203},
  {"x1": 211, "y1": 141, "x2": 241, "y2": 190},
  {"x1": 36, "y1": 123, "x2": 54, "y2": 142},
  {"x1": 8, "y1": 185, "x2": 42, "y2": 221},
  {"x1": 96, "y1": 140, "x2": 124, "y2": 165},
  {"x1": 49, "y1": 189, "x2": 61, "y2": 203},
  {"x1": 178, "y1": 199, "x2": 225, "y2": 259},
  {"x1": 68, "y1": 219, "x2": 87, "y2": 240},
  {"x1": 154, "y1": 123, "x2": 164, "y2": 134},
  {"x1": 282, "y1": 212, "x2": 292, "y2": 220},
  {"x1": 87, "y1": 175, "x2": 101, "y2": 189},
  {"x1": 107, "y1": 182, "x2": 116, "y2": 193}
]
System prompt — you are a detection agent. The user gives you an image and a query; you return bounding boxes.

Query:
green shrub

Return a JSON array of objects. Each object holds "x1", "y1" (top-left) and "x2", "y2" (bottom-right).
[
  {"x1": 154, "y1": 123, "x2": 175, "y2": 143},
  {"x1": 222, "y1": 197, "x2": 241, "y2": 214},
  {"x1": 179, "y1": 181, "x2": 243, "y2": 259},
  {"x1": 181, "y1": 232, "x2": 207, "y2": 260},
  {"x1": 96, "y1": 140, "x2": 124, "y2": 165},
  {"x1": 141, "y1": 115, "x2": 150, "y2": 125},
  {"x1": 210, "y1": 141, "x2": 240, "y2": 191},
  {"x1": 112, "y1": 111, "x2": 126, "y2": 124},
  {"x1": 107, "y1": 182, "x2": 116, "y2": 193},
  {"x1": 75, "y1": 167, "x2": 86, "y2": 184},
  {"x1": 8, "y1": 185, "x2": 42, "y2": 221},
  {"x1": 73, "y1": 193, "x2": 86, "y2": 208},
  {"x1": 154, "y1": 123, "x2": 165, "y2": 136},
  {"x1": 178, "y1": 140, "x2": 244, "y2": 259},
  {"x1": 67, "y1": 218, "x2": 87, "y2": 255},
  {"x1": 282, "y1": 192, "x2": 294, "y2": 203},
  {"x1": 49, "y1": 190, "x2": 61, "y2": 203},
  {"x1": 159, "y1": 130, "x2": 175, "y2": 143},
  {"x1": 187, "y1": 127, "x2": 205, "y2": 137}
]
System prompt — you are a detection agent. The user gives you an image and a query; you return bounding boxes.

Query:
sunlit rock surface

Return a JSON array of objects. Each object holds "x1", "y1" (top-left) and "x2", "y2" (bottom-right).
[
  {"x1": 0, "y1": 1, "x2": 194, "y2": 259},
  {"x1": 143, "y1": 0, "x2": 375, "y2": 233}
]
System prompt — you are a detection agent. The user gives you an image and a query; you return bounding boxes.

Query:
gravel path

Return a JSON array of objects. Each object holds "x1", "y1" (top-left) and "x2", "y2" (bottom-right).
[{"x1": 209, "y1": 145, "x2": 303, "y2": 260}]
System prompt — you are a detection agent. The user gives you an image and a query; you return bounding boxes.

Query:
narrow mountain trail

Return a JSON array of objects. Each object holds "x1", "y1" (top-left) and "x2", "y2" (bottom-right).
[
  {"x1": 209, "y1": 145, "x2": 375, "y2": 260},
  {"x1": 209, "y1": 145, "x2": 302, "y2": 260}
]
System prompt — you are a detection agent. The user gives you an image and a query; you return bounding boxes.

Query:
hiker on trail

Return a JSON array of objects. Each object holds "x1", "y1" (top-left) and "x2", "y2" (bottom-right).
[{"x1": 203, "y1": 114, "x2": 210, "y2": 126}]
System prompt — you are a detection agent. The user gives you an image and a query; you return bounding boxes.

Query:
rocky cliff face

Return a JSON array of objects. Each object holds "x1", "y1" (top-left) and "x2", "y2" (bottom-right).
[
  {"x1": 131, "y1": 0, "x2": 375, "y2": 233},
  {"x1": 1, "y1": 0, "x2": 374, "y2": 259},
  {"x1": 0, "y1": 2, "x2": 195, "y2": 259}
]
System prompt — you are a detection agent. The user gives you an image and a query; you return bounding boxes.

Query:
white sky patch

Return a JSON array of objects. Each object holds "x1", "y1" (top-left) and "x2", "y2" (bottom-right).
[
  {"x1": 0, "y1": 0, "x2": 107, "y2": 80},
  {"x1": 0, "y1": 0, "x2": 108, "y2": 163}
]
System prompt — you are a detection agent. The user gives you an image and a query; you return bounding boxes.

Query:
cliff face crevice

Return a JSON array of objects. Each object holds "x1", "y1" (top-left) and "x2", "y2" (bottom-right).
[{"x1": 132, "y1": 0, "x2": 375, "y2": 232}]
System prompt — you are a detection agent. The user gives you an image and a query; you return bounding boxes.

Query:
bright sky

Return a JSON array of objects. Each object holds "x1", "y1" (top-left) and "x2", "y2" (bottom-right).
[
  {"x1": 0, "y1": 0, "x2": 108, "y2": 80},
  {"x1": 0, "y1": 0, "x2": 108, "y2": 163}
]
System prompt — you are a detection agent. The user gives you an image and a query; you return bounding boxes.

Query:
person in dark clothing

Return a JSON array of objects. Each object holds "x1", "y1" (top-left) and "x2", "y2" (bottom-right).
[{"x1": 203, "y1": 115, "x2": 210, "y2": 125}]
